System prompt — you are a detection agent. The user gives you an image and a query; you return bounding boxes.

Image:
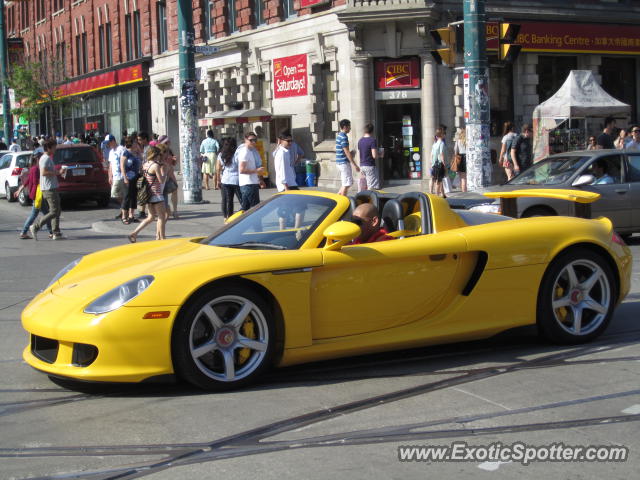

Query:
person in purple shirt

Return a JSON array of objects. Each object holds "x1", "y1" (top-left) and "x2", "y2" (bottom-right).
[{"x1": 357, "y1": 123, "x2": 379, "y2": 190}]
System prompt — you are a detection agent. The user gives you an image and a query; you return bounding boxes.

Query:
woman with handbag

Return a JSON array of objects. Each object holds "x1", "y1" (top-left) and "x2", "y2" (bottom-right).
[
  {"x1": 16, "y1": 152, "x2": 53, "y2": 239},
  {"x1": 430, "y1": 127, "x2": 447, "y2": 198},
  {"x1": 453, "y1": 127, "x2": 467, "y2": 192},
  {"x1": 128, "y1": 146, "x2": 168, "y2": 243}
]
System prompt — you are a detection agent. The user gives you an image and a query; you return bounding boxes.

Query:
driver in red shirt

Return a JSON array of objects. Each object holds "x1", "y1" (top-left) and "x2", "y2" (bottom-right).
[{"x1": 351, "y1": 203, "x2": 394, "y2": 244}]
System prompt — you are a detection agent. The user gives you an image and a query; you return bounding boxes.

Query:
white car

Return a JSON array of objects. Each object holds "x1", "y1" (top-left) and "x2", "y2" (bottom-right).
[{"x1": 0, "y1": 151, "x2": 32, "y2": 203}]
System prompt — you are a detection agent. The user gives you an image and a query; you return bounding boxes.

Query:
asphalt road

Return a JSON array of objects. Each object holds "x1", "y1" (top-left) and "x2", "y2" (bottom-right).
[{"x1": 1, "y1": 189, "x2": 639, "y2": 480}]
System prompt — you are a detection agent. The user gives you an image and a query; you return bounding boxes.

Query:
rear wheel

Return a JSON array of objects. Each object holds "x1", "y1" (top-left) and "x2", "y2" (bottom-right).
[
  {"x1": 171, "y1": 284, "x2": 275, "y2": 391},
  {"x1": 18, "y1": 187, "x2": 31, "y2": 206},
  {"x1": 5, "y1": 182, "x2": 16, "y2": 202},
  {"x1": 537, "y1": 248, "x2": 616, "y2": 344},
  {"x1": 97, "y1": 195, "x2": 111, "y2": 208}
]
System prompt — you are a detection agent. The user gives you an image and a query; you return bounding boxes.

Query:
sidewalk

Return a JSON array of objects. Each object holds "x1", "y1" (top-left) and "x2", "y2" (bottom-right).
[{"x1": 91, "y1": 180, "x2": 423, "y2": 240}]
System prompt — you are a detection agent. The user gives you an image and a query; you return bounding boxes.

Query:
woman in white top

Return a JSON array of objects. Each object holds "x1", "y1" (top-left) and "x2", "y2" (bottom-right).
[
  {"x1": 430, "y1": 127, "x2": 447, "y2": 198},
  {"x1": 453, "y1": 127, "x2": 467, "y2": 192},
  {"x1": 499, "y1": 121, "x2": 518, "y2": 181}
]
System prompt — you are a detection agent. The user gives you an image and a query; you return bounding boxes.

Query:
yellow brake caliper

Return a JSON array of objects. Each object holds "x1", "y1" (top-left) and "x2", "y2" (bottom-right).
[
  {"x1": 555, "y1": 285, "x2": 568, "y2": 321},
  {"x1": 237, "y1": 319, "x2": 256, "y2": 365}
]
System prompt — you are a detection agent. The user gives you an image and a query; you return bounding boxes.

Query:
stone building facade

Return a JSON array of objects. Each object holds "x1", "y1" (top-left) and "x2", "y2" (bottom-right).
[{"x1": 5, "y1": 0, "x2": 640, "y2": 187}]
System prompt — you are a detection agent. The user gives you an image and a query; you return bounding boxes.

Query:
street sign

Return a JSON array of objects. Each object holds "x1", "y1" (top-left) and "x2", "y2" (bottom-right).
[{"x1": 194, "y1": 45, "x2": 219, "y2": 55}]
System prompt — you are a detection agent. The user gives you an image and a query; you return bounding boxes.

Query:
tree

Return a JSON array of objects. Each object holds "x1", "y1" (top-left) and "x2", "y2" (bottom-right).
[{"x1": 7, "y1": 56, "x2": 74, "y2": 137}]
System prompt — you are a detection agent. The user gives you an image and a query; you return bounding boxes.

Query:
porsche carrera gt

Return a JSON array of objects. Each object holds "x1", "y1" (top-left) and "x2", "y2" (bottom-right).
[{"x1": 21, "y1": 189, "x2": 632, "y2": 390}]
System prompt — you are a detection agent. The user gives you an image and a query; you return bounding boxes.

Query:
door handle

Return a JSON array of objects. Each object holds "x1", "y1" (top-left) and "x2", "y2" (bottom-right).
[{"x1": 614, "y1": 189, "x2": 627, "y2": 194}]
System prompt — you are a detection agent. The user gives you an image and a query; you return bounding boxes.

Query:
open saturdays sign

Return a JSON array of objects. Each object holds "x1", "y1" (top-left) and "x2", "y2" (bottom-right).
[{"x1": 273, "y1": 54, "x2": 308, "y2": 99}]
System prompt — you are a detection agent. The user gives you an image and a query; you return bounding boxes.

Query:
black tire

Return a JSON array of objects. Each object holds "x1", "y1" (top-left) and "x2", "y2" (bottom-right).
[
  {"x1": 171, "y1": 284, "x2": 276, "y2": 391},
  {"x1": 97, "y1": 195, "x2": 111, "y2": 208},
  {"x1": 5, "y1": 183, "x2": 16, "y2": 202},
  {"x1": 18, "y1": 187, "x2": 31, "y2": 207},
  {"x1": 522, "y1": 206, "x2": 556, "y2": 218},
  {"x1": 537, "y1": 247, "x2": 616, "y2": 344}
]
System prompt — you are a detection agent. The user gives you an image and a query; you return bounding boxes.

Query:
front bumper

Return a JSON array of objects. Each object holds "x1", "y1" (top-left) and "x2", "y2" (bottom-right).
[{"x1": 22, "y1": 295, "x2": 178, "y2": 383}]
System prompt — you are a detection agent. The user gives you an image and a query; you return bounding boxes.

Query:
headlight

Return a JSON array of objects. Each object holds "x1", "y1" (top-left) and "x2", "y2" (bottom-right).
[
  {"x1": 469, "y1": 203, "x2": 501, "y2": 214},
  {"x1": 47, "y1": 258, "x2": 82, "y2": 288},
  {"x1": 84, "y1": 276, "x2": 154, "y2": 314}
]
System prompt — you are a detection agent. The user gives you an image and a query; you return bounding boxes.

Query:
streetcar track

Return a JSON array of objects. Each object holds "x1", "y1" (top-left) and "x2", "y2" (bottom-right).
[
  {"x1": 1, "y1": 331, "x2": 638, "y2": 420},
  {"x1": 4, "y1": 388, "x2": 638, "y2": 458},
  {"x1": 5, "y1": 340, "x2": 639, "y2": 480}
]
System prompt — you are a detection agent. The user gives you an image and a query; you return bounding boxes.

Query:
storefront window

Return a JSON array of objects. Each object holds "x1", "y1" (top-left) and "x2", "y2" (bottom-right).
[
  {"x1": 537, "y1": 56, "x2": 577, "y2": 103},
  {"x1": 379, "y1": 103, "x2": 421, "y2": 181},
  {"x1": 320, "y1": 63, "x2": 335, "y2": 141},
  {"x1": 122, "y1": 90, "x2": 140, "y2": 133},
  {"x1": 489, "y1": 57, "x2": 514, "y2": 137},
  {"x1": 601, "y1": 57, "x2": 637, "y2": 121}
]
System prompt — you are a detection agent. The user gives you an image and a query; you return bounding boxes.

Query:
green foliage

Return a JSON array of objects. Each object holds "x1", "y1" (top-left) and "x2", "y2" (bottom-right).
[
  {"x1": 7, "y1": 63, "x2": 45, "y2": 122},
  {"x1": 7, "y1": 58, "x2": 72, "y2": 126}
]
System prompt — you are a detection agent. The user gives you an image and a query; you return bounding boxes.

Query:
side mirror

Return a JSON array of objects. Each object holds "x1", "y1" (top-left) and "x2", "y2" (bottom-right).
[
  {"x1": 572, "y1": 174, "x2": 595, "y2": 187},
  {"x1": 225, "y1": 210, "x2": 244, "y2": 224},
  {"x1": 323, "y1": 221, "x2": 360, "y2": 251}
]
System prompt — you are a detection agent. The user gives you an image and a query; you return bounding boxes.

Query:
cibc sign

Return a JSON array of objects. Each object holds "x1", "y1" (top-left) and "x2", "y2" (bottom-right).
[
  {"x1": 273, "y1": 54, "x2": 308, "y2": 99},
  {"x1": 375, "y1": 57, "x2": 420, "y2": 90}
]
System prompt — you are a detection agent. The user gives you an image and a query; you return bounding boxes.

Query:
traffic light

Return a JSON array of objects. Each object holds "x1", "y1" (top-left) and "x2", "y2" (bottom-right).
[
  {"x1": 430, "y1": 26, "x2": 457, "y2": 67},
  {"x1": 499, "y1": 23, "x2": 522, "y2": 63}
]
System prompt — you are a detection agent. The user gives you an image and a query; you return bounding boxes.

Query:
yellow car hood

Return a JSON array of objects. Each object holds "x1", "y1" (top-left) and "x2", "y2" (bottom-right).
[{"x1": 49, "y1": 238, "x2": 322, "y2": 306}]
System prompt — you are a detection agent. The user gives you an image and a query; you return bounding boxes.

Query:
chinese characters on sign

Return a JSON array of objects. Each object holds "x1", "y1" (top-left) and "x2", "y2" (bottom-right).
[
  {"x1": 273, "y1": 54, "x2": 308, "y2": 99},
  {"x1": 486, "y1": 22, "x2": 640, "y2": 54},
  {"x1": 374, "y1": 57, "x2": 420, "y2": 90}
]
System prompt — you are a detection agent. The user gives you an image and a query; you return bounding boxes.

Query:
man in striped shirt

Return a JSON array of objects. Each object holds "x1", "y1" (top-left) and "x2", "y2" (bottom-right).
[{"x1": 335, "y1": 119, "x2": 360, "y2": 196}]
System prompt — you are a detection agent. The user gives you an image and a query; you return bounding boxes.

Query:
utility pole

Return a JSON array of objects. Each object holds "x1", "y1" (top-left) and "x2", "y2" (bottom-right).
[
  {"x1": 463, "y1": 0, "x2": 492, "y2": 190},
  {"x1": 0, "y1": 0, "x2": 11, "y2": 143},
  {"x1": 177, "y1": 0, "x2": 202, "y2": 203}
]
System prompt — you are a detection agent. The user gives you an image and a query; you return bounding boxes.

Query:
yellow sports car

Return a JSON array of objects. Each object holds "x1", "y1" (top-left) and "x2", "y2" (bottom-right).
[{"x1": 22, "y1": 190, "x2": 632, "y2": 391}]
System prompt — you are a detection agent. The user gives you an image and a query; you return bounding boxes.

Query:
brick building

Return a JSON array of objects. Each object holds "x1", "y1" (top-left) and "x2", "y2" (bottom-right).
[
  {"x1": 5, "y1": 0, "x2": 640, "y2": 188},
  {"x1": 5, "y1": 0, "x2": 162, "y2": 138}
]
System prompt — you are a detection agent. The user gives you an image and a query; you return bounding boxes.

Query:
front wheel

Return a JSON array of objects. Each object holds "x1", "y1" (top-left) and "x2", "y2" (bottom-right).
[
  {"x1": 171, "y1": 284, "x2": 275, "y2": 391},
  {"x1": 537, "y1": 248, "x2": 616, "y2": 344}
]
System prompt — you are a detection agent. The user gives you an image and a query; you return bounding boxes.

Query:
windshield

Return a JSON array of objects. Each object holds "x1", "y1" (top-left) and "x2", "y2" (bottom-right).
[
  {"x1": 53, "y1": 148, "x2": 97, "y2": 165},
  {"x1": 206, "y1": 194, "x2": 337, "y2": 250},
  {"x1": 508, "y1": 156, "x2": 590, "y2": 185}
]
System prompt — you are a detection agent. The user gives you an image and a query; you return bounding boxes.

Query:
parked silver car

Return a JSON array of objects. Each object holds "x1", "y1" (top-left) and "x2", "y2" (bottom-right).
[{"x1": 447, "y1": 149, "x2": 640, "y2": 237}]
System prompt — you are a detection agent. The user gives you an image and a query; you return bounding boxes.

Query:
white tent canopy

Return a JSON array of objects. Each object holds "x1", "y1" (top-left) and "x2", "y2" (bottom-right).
[
  {"x1": 533, "y1": 70, "x2": 630, "y2": 119},
  {"x1": 532, "y1": 70, "x2": 631, "y2": 161}
]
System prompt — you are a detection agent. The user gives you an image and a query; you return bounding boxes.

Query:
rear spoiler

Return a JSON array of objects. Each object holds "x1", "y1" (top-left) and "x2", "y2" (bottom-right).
[{"x1": 483, "y1": 189, "x2": 601, "y2": 218}]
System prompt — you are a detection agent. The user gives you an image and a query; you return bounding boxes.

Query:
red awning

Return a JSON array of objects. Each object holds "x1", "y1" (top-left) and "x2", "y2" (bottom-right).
[{"x1": 57, "y1": 64, "x2": 145, "y2": 98}]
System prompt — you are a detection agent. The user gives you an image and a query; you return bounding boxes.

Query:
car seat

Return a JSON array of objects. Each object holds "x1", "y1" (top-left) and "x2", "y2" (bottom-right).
[{"x1": 380, "y1": 198, "x2": 404, "y2": 233}]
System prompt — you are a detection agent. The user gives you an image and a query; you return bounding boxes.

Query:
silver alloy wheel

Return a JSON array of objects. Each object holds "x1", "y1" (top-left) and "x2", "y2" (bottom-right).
[
  {"x1": 4, "y1": 183, "x2": 9, "y2": 200},
  {"x1": 550, "y1": 259, "x2": 611, "y2": 336},
  {"x1": 188, "y1": 294, "x2": 269, "y2": 382}
]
